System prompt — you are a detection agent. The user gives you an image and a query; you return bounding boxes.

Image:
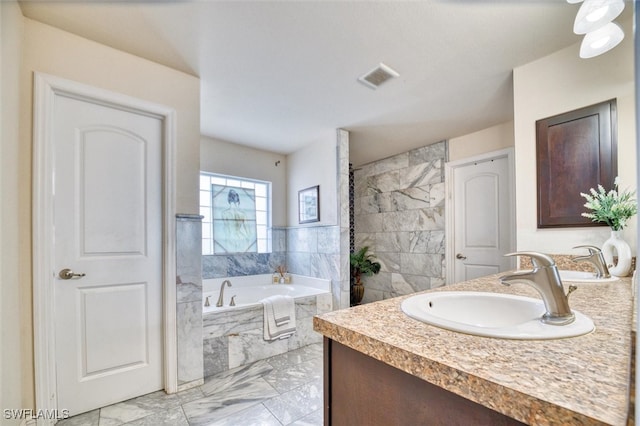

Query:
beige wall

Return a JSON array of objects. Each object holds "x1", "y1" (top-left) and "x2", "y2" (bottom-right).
[
  {"x1": 287, "y1": 132, "x2": 338, "y2": 227},
  {"x1": 1, "y1": 1, "x2": 26, "y2": 420},
  {"x1": 513, "y1": 23, "x2": 635, "y2": 255},
  {"x1": 23, "y1": 18, "x2": 201, "y2": 213},
  {"x1": 1, "y1": 14, "x2": 200, "y2": 413},
  {"x1": 200, "y1": 136, "x2": 288, "y2": 227},
  {"x1": 448, "y1": 121, "x2": 514, "y2": 162}
]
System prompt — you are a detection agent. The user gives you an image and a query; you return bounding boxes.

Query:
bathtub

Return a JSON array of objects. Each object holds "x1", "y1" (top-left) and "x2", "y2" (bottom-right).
[
  {"x1": 204, "y1": 284, "x2": 329, "y2": 312},
  {"x1": 201, "y1": 274, "x2": 333, "y2": 376},
  {"x1": 203, "y1": 274, "x2": 331, "y2": 312}
]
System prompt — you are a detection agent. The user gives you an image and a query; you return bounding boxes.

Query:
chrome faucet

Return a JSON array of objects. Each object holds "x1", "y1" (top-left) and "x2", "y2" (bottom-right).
[
  {"x1": 216, "y1": 280, "x2": 232, "y2": 307},
  {"x1": 499, "y1": 252, "x2": 575, "y2": 326},
  {"x1": 572, "y1": 245, "x2": 610, "y2": 278}
]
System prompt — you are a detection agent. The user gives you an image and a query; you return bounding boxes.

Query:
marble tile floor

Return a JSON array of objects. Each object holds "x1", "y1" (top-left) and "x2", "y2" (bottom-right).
[{"x1": 58, "y1": 343, "x2": 324, "y2": 426}]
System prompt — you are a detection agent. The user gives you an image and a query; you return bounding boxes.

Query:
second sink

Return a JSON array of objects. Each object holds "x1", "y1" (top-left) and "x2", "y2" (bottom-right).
[
  {"x1": 559, "y1": 270, "x2": 619, "y2": 283},
  {"x1": 401, "y1": 291, "x2": 594, "y2": 340}
]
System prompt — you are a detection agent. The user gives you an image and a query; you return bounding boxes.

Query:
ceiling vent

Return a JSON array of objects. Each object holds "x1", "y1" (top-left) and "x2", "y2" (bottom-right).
[{"x1": 357, "y1": 62, "x2": 400, "y2": 90}]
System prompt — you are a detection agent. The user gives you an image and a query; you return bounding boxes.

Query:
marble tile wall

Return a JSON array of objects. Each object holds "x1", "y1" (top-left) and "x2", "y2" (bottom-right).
[
  {"x1": 202, "y1": 293, "x2": 332, "y2": 377},
  {"x1": 176, "y1": 214, "x2": 205, "y2": 389},
  {"x1": 286, "y1": 226, "x2": 340, "y2": 276},
  {"x1": 286, "y1": 225, "x2": 347, "y2": 310},
  {"x1": 353, "y1": 141, "x2": 448, "y2": 303},
  {"x1": 202, "y1": 228, "x2": 287, "y2": 279}
]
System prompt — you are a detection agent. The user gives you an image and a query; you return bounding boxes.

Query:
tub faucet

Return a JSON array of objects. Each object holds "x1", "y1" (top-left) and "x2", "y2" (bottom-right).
[
  {"x1": 216, "y1": 280, "x2": 232, "y2": 307},
  {"x1": 572, "y1": 245, "x2": 610, "y2": 278},
  {"x1": 499, "y1": 252, "x2": 575, "y2": 326}
]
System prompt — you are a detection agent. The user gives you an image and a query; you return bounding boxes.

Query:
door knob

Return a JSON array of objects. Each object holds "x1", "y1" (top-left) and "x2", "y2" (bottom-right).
[
  {"x1": 456, "y1": 253, "x2": 467, "y2": 260},
  {"x1": 58, "y1": 268, "x2": 86, "y2": 280}
]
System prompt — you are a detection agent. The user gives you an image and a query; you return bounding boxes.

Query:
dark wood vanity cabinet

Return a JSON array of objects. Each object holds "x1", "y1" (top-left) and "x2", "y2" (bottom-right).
[{"x1": 323, "y1": 338, "x2": 525, "y2": 426}]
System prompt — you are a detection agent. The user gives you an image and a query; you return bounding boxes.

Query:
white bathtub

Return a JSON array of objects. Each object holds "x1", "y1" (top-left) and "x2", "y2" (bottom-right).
[
  {"x1": 201, "y1": 274, "x2": 332, "y2": 376},
  {"x1": 203, "y1": 274, "x2": 331, "y2": 313}
]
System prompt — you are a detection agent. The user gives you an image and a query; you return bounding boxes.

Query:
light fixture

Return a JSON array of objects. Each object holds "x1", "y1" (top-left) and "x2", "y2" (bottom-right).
[
  {"x1": 573, "y1": 0, "x2": 625, "y2": 34},
  {"x1": 579, "y1": 21, "x2": 624, "y2": 58},
  {"x1": 566, "y1": 0, "x2": 584, "y2": 3}
]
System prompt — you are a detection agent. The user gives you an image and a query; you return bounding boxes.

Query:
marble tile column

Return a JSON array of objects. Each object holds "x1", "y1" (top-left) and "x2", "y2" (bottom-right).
[
  {"x1": 337, "y1": 129, "x2": 351, "y2": 310},
  {"x1": 176, "y1": 214, "x2": 204, "y2": 390}
]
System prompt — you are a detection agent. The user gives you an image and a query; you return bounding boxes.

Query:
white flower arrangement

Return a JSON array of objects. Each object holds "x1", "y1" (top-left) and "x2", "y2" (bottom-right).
[{"x1": 580, "y1": 177, "x2": 637, "y2": 231}]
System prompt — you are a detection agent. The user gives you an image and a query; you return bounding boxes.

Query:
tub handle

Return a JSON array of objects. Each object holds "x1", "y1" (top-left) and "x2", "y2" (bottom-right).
[
  {"x1": 204, "y1": 296, "x2": 211, "y2": 307},
  {"x1": 230, "y1": 295, "x2": 236, "y2": 306}
]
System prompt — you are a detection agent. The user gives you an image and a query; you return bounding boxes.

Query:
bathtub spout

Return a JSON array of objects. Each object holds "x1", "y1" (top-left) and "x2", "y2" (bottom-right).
[{"x1": 216, "y1": 280, "x2": 232, "y2": 307}]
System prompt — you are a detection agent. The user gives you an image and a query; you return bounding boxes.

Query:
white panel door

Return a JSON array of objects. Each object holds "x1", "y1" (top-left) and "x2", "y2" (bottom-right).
[
  {"x1": 453, "y1": 156, "x2": 513, "y2": 282},
  {"x1": 53, "y1": 94, "x2": 163, "y2": 415}
]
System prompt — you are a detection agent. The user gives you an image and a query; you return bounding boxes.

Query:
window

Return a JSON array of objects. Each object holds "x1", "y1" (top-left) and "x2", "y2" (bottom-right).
[{"x1": 200, "y1": 172, "x2": 271, "y2": 255}]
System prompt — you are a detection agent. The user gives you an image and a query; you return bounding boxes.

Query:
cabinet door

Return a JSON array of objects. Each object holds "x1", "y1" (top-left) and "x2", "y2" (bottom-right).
[
  {"x1": 536, "y1": 99, "x2": 617, "y2": 228},
  {"x1": 324, "y1": 338, "x2": 525, "y2": 425}
]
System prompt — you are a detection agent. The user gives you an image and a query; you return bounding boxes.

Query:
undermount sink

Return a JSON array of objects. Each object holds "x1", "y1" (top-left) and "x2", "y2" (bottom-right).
[
  {"x1": 401, "y1": 291, "x2": 594, "y2": 340},
  {"x1": 558, "y1": 270, "x2": 619, "y2": 283}
]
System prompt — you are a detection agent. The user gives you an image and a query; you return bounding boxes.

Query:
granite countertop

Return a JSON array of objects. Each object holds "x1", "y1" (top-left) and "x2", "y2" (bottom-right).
[{"x1": 313, "y1": 274, "x2": 634, "y2": 425}]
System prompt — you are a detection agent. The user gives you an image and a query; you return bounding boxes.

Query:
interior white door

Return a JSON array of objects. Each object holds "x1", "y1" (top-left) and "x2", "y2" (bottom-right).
[
  {"x1": 53, "y1": 94, "x2": 163, "y2": 415},
  {"x1": 453, "y1": 156, "x2": 513, "y2": 282}
]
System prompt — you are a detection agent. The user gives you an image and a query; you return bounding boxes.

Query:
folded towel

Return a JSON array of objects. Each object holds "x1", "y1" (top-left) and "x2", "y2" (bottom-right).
[
  {"x1": 274, "y1": 314, "x2": 290, "y2": 327},
  {"x1": 270, "y1": 296, "x2": 291, "y2": 326},
  {"x1": 261, "y1": 295, "x2": 296, "y2": 341}
]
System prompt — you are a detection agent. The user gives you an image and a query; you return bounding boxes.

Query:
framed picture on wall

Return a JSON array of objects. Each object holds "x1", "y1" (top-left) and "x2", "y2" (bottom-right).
[{"x1": 298, "y1": 185, "x2": 320, "y2": 224}]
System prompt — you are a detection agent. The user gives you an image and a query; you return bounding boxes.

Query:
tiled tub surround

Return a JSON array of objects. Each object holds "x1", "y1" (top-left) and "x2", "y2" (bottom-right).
[
  {"x1": 203, "y1": 275, "x2": 332, "y2": 377},
  {"x1": 202, "y1": 225, "x2": 348, "y2": 311},
  {"x1": 204, "y1": 274, "x2": 332, "y2": 310},
  {"x1": 314, "y1": 274, "x2": 634, "y2": 425}
]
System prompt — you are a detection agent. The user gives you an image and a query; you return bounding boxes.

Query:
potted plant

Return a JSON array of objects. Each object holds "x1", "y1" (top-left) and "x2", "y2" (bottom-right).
[
  {"x1": 580, "y1": 177, "x2": 638, "y2": 276},
  {"x1": 350, "y1": 246, "x2": 381, "y2": 306}
]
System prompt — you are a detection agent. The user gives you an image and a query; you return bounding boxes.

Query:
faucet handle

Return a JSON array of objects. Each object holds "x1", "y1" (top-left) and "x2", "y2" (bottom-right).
[
  {"x1": 504, "y1": 251, "x2": 556, "y2": 268},
  {"x1": 572, "y1": 245, "x2": 602, "y2": 254}
]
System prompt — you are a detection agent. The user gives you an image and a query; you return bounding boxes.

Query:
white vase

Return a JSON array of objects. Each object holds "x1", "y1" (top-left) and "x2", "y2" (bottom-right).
[{"x1": 602, "y1": 230, "x2": 632, "y2": 277}]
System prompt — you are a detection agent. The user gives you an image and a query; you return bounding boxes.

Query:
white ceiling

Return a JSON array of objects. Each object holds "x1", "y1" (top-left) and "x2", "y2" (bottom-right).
[{"x1": 19, "y1": 1, "x2": 608, "y2": 166}]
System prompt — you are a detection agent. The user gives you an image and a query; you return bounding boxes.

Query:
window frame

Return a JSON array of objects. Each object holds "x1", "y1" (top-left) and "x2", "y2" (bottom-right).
[{"x1": 200, "y1": 172, "x2": 272, "y2": 255}]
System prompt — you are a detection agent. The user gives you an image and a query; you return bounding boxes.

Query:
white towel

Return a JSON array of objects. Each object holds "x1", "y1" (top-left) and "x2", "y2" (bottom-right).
[{"x1": 261, "y1": 295, "x2": 296, "y2": 341}]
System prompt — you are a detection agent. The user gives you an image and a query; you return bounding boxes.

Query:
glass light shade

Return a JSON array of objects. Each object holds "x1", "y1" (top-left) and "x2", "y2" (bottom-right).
[
  {"x1": 574, "y1": 0, "x2": 625, "y2": 34},
  {"x1": 579, "y1": 22, "x2": 624, "y2": 58}
]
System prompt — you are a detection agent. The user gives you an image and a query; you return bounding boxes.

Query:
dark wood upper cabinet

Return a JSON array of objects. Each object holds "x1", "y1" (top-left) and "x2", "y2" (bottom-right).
[{"x1": 536, "y1": 99, "x2": 617, "y2": 228}]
